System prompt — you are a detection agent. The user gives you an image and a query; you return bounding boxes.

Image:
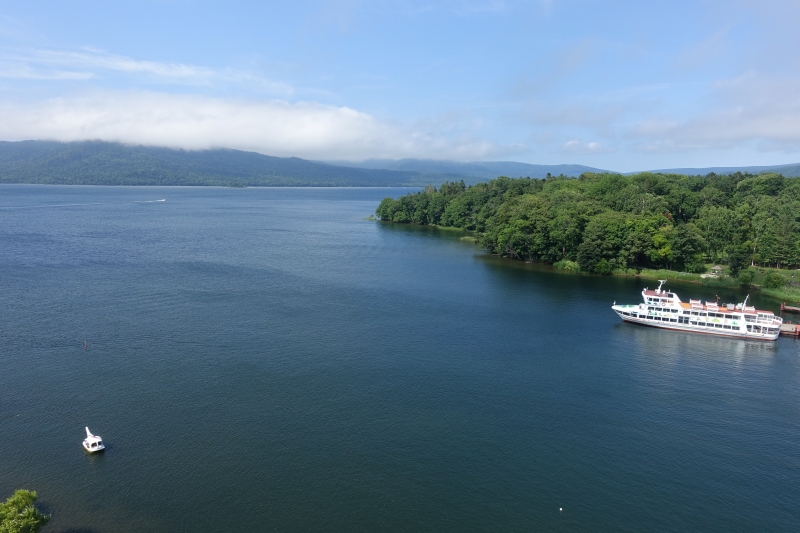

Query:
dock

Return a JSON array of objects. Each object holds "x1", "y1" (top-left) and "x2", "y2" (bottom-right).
[{"x1": 780, "y1": 322, "x2": 800, "y2": 337}]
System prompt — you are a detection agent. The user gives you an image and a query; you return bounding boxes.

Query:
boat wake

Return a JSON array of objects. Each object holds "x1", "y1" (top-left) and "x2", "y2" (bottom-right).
[{"x1": 2, "y1": 199, "x2": 166, "y2": 209}]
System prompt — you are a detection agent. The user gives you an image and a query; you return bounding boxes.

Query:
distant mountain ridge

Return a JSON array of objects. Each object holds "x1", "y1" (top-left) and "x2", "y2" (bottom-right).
[
  {"x1": 329, "y1": 158, "x2": 800, "y2": 179},
  {"x1": 639, "y1": 163, "x2": 800, "y2": 178},
  {"x1": 0, "y1": 141, "x2": 469, "y2": 187},
  {"x1": 0, "y1": 140, "x2": 798, "y2": 186},
  {"x1": 324, "y1": 158, "x2": 608, "y2": 179}
]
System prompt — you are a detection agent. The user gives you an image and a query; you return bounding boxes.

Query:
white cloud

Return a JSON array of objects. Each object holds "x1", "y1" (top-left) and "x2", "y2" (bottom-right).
[
  {"x1": 0, "y1": 90, "x2": 499, "y2": 160},
  {"x1": 630, "y1": 72, "x2": 800, "y2": 153},
  {"x1": 0, "y1": 62, "x2": 94, "y2": 80},
  {"x1": 561, "y1": 139, "x2": 603, "y2": 153},
  {"x1": 0, "y1": 47, "x2": 294, "y2": 95}
]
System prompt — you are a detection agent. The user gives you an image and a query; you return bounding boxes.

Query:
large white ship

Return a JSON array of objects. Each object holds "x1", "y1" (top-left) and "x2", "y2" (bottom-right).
[{"x1": 612, "y1": 280, "x2": 782, "y2": 341}]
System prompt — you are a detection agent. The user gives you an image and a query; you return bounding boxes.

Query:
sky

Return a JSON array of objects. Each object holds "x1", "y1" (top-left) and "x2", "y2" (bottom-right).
[{"x1": 1, "y1": 0, "x2": 799, "y2": 171}]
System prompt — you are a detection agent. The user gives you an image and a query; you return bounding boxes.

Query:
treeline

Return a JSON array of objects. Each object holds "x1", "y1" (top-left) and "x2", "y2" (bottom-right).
[{"x1": 376, "y1": 172, "x2": 800, "y2": 274}]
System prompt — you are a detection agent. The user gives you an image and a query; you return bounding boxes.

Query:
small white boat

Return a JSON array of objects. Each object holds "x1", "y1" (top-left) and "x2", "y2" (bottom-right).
[{"x1": 83, "y1": 427, "x2": 105, "y2": 453}]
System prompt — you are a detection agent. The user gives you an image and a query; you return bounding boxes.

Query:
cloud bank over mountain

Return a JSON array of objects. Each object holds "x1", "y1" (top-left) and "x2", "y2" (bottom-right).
[{"x1": 0, "y1": 90, "x2": 498, "y2": 161}]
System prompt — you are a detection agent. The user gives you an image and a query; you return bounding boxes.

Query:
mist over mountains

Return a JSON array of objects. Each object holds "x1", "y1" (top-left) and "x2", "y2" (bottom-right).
[{"x1": 0, "y1": 141, "x2": 798, "y2": 187}]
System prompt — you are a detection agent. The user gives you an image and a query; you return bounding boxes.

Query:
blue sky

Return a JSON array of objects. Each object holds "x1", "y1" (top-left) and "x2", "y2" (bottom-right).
[{"x1": 1, "y1": 0, "x2": 799, "y2": 171}]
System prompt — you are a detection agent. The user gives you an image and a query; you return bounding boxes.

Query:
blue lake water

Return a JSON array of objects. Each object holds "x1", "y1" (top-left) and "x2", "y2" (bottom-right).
[{"x1": 1, "y1": 185, "x2": 798, "y2": 532}]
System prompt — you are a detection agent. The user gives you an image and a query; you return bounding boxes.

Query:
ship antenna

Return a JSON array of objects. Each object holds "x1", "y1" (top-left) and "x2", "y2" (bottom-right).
[{"x1": 657, "y1": 279, "x2": 666, "y2": 294}]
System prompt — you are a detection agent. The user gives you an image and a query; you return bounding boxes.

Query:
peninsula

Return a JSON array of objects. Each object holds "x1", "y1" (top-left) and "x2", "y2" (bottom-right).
[{"x1": 376, "y1": 172, "x2": 800, "y2": 301}]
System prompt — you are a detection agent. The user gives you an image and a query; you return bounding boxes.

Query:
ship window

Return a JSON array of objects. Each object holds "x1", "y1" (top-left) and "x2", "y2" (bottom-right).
[
  {"x1": 690, "y1": 321, "x2": 697, "y2": 325},
  {"x1": 670, "y1": 318, "x2": 677, "y2": 322},
  {"x1": 724, "y1": 314, "x2": 733, "y2": 320}
]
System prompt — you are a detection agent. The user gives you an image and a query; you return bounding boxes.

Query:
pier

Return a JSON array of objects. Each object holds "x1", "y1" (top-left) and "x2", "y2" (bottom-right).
[{"x1": 780, "y1": 323, "x2": 800, "y2": 338}]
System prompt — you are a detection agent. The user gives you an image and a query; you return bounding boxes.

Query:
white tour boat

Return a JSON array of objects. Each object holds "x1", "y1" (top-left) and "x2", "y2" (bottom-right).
[
  {"x1": 83, "y1": 427, "x2": 106, "y2": 453},
  {"x1": 612, "y1": 280, "x2": 782, "y2": 341}
]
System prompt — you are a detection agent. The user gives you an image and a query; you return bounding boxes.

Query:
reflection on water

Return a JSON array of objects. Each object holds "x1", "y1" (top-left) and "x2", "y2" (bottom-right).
[{"x1": 625, "y1": 322, "x2": 778, "y2": 367}]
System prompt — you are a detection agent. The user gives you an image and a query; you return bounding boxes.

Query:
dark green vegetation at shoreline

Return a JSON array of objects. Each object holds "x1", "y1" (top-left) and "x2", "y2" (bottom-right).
[
  {"x1": 376, "y1": 172, "x2": 800, "y2": 296},
  {"x1": 0, "y1": 490, "x2": 49, "y2": 532},
  {"x1": 0, "y1": 141, "x2": 470, "y2": 187}
]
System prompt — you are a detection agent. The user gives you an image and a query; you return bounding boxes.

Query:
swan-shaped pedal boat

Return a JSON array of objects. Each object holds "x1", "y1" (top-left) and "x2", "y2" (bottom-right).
[{"x1": 83, "y1": 427, "x2": 105, "y2": 453}]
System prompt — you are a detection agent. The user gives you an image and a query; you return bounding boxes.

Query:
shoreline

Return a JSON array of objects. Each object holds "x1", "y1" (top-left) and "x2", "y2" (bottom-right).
[{"x1": 380, "y1": 220, "x2": 800, "y2": 304}]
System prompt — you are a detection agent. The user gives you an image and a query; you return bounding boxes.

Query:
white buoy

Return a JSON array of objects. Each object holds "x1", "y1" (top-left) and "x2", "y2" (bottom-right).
[{"x1": 559, "y1": 508, "x2": 563, "y2": 512}]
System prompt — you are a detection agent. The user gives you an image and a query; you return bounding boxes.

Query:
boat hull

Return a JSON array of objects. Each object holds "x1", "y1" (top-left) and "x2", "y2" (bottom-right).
[{"x1": 615, "y1": 311, "x2": 779, "y2": 341}]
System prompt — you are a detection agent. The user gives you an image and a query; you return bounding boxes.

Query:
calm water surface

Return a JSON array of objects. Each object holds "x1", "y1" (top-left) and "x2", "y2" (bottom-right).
[{"x1": 1, "y1": 185, "x2": 798, "y2": 532}]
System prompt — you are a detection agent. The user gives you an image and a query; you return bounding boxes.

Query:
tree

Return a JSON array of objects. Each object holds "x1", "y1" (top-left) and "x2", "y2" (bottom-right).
[
  {"x1": 0, "y1": 490, "x2": 50, "y2": 533},
  {"x1": 762, "y1": 271, "x2": 788, "y2": 288},
  {"x1": 577, "y1": 211, "x2": 632, "y2": 273},
  {"x1": 668, "y1": 223, "x2": 706, "y2": 273},
  {"x1": 696, "y1": 206, "x2": 735, "y2": 263},
  {"x1": 737, "y1": 270, "x2": 755, "y2": 287}
]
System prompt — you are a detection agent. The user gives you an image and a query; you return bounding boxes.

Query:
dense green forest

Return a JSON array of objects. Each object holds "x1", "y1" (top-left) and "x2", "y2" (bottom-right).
[
  {"x1": 376, "y1": 172, "x2": 800, "y2": 274},
  {"x1": 0, "y1": 141, "x2": 468, "y2": 187}
]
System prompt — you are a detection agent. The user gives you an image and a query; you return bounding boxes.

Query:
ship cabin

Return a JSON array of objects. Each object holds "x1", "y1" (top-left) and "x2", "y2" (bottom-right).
[{"x1": 643, "y1": 289, "x2": 681, "y2": 307}]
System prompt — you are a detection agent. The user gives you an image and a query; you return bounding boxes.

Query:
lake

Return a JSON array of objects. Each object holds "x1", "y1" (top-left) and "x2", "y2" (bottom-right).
[{"x1": 1, "y1": 185, "x2": 798, "y2": 532}]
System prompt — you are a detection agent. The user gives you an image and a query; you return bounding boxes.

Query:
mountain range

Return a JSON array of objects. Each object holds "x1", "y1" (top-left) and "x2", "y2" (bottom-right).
[
  {"x1": 0, "y1": 140, "x2": 798, "y2": 187},
  {"x1": 322, "y1": 159, "x2": 607, "y2": 180}
]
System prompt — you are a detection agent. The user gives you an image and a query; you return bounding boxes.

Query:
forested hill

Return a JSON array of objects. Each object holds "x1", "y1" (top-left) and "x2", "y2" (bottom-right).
[
  {"x1": 0, "y1": 141, "x2": 469, "y2": 187},
  {"x1": 376, "y1": 172, "x2": 800, "y2": 273}
]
